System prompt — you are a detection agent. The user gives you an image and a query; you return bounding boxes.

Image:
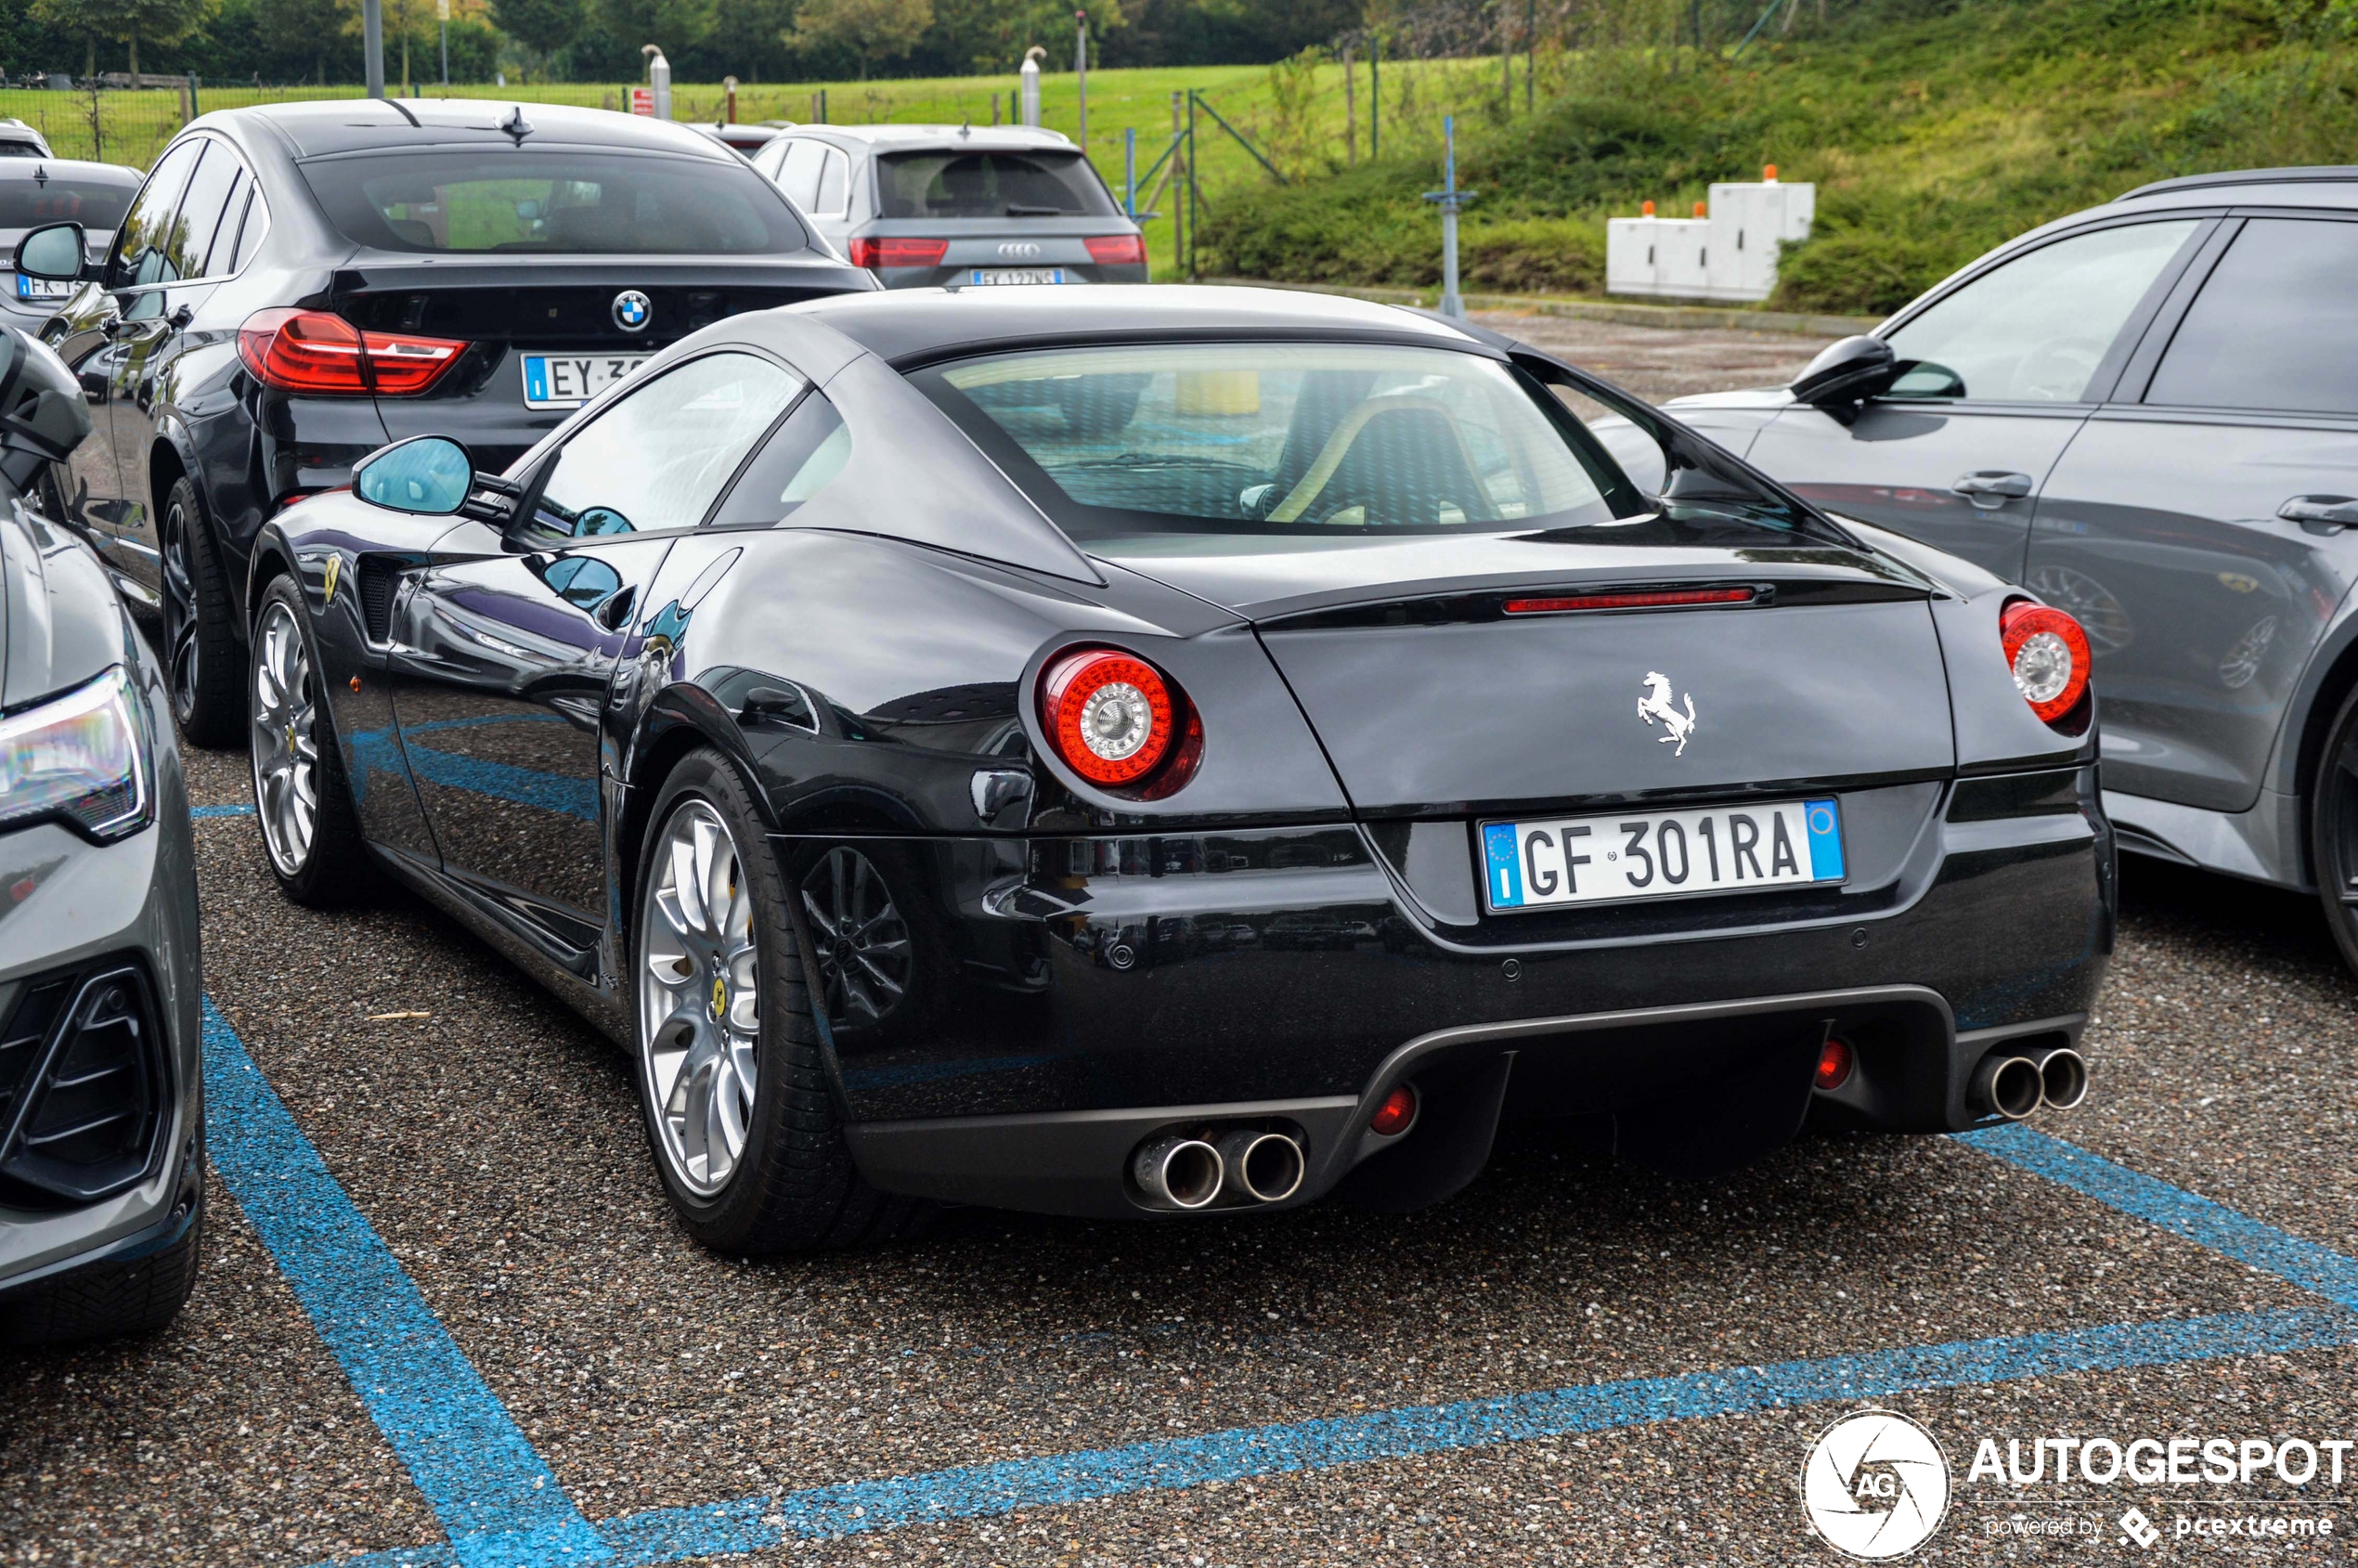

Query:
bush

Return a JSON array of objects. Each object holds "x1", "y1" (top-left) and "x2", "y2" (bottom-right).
[
  {"x1": 1768, "y1": 228, "x2": 1964, "y2": 317},
  {"x1": 1462, "y1": 219, "x2": 1605, "y2": 295}
]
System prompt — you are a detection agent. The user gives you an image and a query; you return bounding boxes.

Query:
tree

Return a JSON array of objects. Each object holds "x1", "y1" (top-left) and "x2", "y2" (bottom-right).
[
  {"x1": 489, "y1": 0, "x2": 583, "y2": 70},
  {"x1": 790, "y1": 0, "x2": 931, "y2": 79},
  {"x1": 84, "y1": 0, "x2": 215, "y2": 76},
  {"x1": 594, "y1": 0, "x2": 712, "y2": 61},
  {"x1": 254, "y1": 0, "x2": 344, "y2": 80}
]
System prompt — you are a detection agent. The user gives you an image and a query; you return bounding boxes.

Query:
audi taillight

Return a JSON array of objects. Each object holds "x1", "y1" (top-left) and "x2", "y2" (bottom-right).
[
  {"x1": 1084, "y1": 234, "x2": 1147, "y2": 267},
  {"x1": 1999, "y1": 597, "x2": 2092, "y2": 726},
  {"x1": 1038, "y1": 646, "x2": 1197, "y2": 792},
  {"x1": 238, "y1": 308, "x2": 466, "y2": 396},
  {"x1": 848, "y1": 237, "x2": 948, "y2": 269}
]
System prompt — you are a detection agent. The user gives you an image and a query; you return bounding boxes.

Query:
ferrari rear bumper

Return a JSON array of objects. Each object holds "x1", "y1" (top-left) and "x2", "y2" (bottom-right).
[{"x1": 798, "y1": 765, "x2": 2113, "y2": 1217}]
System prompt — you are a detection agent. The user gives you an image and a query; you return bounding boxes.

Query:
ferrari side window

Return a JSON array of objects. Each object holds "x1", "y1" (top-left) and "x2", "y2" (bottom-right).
[
  {"x1": 707, "y1": 392, "x2": 850, "y2": 526},
  {"x1": 528, "y1": 352, "x2": 802, "y2": 538}
]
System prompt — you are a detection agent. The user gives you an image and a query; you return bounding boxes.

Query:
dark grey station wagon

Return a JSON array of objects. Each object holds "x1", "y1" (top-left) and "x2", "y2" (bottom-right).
[{"x1": 1670, "y1": 167, "x2": 2358, "y2": 971}]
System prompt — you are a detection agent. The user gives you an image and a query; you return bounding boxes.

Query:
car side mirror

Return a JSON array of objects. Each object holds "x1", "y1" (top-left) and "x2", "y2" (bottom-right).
[
  {"x1": 354, "y1": 434, "x2": 475, "y2": 515},
  {"x1": 1790, "y1": 335, "x2": 1898, "y2": 417},
  {"x1": 14, "y1": 222, "x2": 88, "y2": 283}
]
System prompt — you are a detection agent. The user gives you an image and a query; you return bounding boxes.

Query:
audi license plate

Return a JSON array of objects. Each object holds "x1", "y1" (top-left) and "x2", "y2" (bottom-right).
[
  {"x1": 521, "y1": 353, "x2": 651, "y2": 409},
  {"x1": 11, "y1": 274, "x2": 70, "y2": 299},
  {"x1": 1480, "y1": 797, "x2": 1845, "y2": 913},
  {"x1": 967, "y1": 267, "x2": 1069, "y2": 286}
]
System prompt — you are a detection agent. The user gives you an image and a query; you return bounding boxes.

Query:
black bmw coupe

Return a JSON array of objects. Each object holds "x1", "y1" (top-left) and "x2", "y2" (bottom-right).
[{"x1": 241, "y1": 285, "x2": 2114, "y2": 1250}]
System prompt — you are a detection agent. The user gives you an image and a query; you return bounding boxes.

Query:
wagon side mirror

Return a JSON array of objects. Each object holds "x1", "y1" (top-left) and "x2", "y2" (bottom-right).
[
  {"x1": 1791, "y1": 334, "x2": 1898, "y2": 415},
  {"x1": 354, "y1": 434, "x2": 475, "y2": 515},
  {"x1": 14, "y1": 222, "x2": 87, "y2": 283}
]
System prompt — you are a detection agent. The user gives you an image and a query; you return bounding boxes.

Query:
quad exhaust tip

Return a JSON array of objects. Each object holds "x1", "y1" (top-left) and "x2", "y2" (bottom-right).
[
  {"x1": 1217, "y1": 1129, "x2": 1306, "y2": 1204},
  {"x1": 1969, "y1": 1043, "x2": 2090, "y2": 1121},
  {"x1": 1134, "y1": 1134, "x2": 1223, "y2": 1210}
]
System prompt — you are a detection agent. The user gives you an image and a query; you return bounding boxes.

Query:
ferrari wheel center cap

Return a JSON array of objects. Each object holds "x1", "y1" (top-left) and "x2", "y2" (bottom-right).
[{"x1": 709, "y1": 977, "x2": 727, "y2": 1019}]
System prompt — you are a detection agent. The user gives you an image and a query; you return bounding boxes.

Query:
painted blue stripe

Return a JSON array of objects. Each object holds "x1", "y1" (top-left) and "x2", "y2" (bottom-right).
[
  {"x1": 190, "y1": 803, "x2": 255, "y2": 818},
  {"x1": 202, "y1": 1000, "x2": 610, "y2": 1568},
  {"x1": 1956, "y1": 1122, "x2": 2358, "y2": 1311}
]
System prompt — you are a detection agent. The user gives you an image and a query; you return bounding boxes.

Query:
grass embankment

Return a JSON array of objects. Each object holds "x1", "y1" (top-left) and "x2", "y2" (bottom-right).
[{"x1": 1201, "y1": 0, "x2": 2358, "y2": 316}]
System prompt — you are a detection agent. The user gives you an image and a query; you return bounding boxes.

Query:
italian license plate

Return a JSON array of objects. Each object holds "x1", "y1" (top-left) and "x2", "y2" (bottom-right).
[
  {"x1": 521, "y1": 352, "x2": 651, "y2": 409},
  {"x1": 1481, "y1": 797, "x2": 1845, "y2": 913},
  {"x1": 12, "y1": 274, "x2": 70, "y2": 299},
  {"x1": 967, "y1": 267, "x2": 1068, "y2": 286}
]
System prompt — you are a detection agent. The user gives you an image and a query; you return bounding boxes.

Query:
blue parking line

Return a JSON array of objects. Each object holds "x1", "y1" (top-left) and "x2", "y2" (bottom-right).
[
  {"x1": 201, "y1": 999, "x2": 611, "y2": 1568},
  {"x1": 1955, "y1": 1123, "x2": 2358, "y2": 1311}
]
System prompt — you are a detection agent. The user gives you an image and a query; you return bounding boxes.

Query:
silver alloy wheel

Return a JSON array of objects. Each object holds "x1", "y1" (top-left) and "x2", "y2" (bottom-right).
[
  {"x1": 800, "y1": 847, "x2": 912, "y2": 1027},
  {"x1": 249, "y1": 599, "x2": 319, "y2": 876},
  {"x1": 638, "y1": 799, "x2": 760, "y2": 1199},
  {"x1": 162, "y1": 502, "x2": 204, "y2": 727}
]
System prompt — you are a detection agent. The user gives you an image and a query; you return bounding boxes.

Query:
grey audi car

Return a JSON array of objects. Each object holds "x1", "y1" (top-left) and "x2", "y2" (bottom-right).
[
  {"x1": 0, "y1": 326, "x2": 204, "y2": 1345},
  {"x1": 1667, "y1": 167, "x2": 2358, "y2": 973}
]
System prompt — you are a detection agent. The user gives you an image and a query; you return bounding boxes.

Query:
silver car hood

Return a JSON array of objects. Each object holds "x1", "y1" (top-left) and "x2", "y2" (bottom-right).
[{"x1": 1, "y1": 500, "x2": 124, "y2": 710}]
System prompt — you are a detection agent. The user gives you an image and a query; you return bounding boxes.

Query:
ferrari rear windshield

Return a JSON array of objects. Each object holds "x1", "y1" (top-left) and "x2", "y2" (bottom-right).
[
  {"x1": 300, "y1": 150, "x2": 807, "y2": 253},
  {"x1": 921, "y1": 343, "x2": 1636, "y2": 538}
]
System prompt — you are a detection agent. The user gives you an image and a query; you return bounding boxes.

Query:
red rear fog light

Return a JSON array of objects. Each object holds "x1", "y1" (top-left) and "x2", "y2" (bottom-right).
[
  {"x1": 1815, "y1": 1037, "x2": 1854, "y2": 1092},
  {"x1": 1369, "y1": 1083, "x2": 1419, "y2": 1136}
]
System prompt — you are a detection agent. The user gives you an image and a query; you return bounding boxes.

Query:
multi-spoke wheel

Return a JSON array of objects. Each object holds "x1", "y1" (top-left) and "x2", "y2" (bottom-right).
[
  {"x1": 160, "y1": 478, "x2": 243, "y2": 747},
  {"x1": 251, "y1": 597, "x2": 319, "y2": 877},
  {"x1": 639, "y1": 799, "x2": 762, "y2": 1198},
  {"x1": 800, "y1": 847, "x2": 913, "y2": 1030},
  {"x1": 2311, "y1": 685, "x2": 2358, "y2": 978},
  {"x1": 246, "y1": 577, "x2": 370, "y2": 907},
  {"x1": 629, "y1": 751, "x2": 928, "y2": 1252}
]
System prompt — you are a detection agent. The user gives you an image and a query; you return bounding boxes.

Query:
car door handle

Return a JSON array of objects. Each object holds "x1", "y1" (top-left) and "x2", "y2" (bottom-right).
[
  {"x1": 2278, "y1": 495, "x2": 2358, "y2": 534},
  {"x1": 1952, "y1": 471, "x2": 2034, "y2": 510},
  {"x1": 593, "y1": 583, "x2": 638, "y2": 631}
]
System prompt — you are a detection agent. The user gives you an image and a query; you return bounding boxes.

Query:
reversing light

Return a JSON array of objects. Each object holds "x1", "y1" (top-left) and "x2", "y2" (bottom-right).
[
  {"x1": 238, "y1": 308, "x2": 466, "y2": 396},
  {"x1": 1369, "y1": 1083, "x2": 1418, "y2": 1136},
  {"x1": 1038, "y1": 646, "x2": 1192, "y2": 789},
  {"x1": 1815, "y1": 1037, "x2": 1854, "y2": 1093},
  {"x1": 1504, "y1": 587, "x2": 1756, "y2": 615},
  {"x1": 1999, "y1": 598, "x2": 2092, "y2": 726},
  {"x1": 848, "y1": 237, "x2": 949, "y2": 269},
  {"x1": 1084, "y1": 234, "x2": 1147, "y2": 267}
]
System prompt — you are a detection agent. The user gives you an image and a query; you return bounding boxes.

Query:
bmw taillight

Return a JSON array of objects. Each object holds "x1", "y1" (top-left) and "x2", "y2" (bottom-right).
[
  {"x1": 1038, "y1": 646, "x2": 1198, "y2": 792},
  {"x1": 849, "y1": 237, "x2": 948, "y2": 269},
  {"x1": 1084, "y1": 234, "x2": 1147, "y2": 267},
  {"x1": 237, "y1": 308, "x2": 467, "y2": 396},
  {"x1": 2000, "y1": 597, "x2": 2092, "y2": 727}
]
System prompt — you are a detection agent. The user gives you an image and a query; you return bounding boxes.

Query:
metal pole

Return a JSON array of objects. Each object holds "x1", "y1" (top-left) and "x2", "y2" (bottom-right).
[
  {"x1": 1075, "y1": 10, "x2": 1087, "y2": 151},
  {"x1": 1123, "y1": 125, "x2": 1135, "y2": 215},
  {"x1": 1369, "y1": 36, "x2": 1380, "y2": 162},
  {"x1": 363, "y1": 0, "x2": 385, "y2": 97},
  {"x1": 1440, "y1": 117, "x2": 1460, "y2": 317},
  {"x1": 1525, "y1": 0, "x2": 1535, "y2": 110},
  {"x1": 1168, "y1": 91, "x2": 1183, "y2": 273},
  {"x1": 186, "y1": 71, "x2": 199, "y2": 118},
  {"x1": 1185, "y1": 90, "x2": 1197, "y2": 279},
  {"x1": 438, "y1": 0, "x2": 448, "y2": 87}
]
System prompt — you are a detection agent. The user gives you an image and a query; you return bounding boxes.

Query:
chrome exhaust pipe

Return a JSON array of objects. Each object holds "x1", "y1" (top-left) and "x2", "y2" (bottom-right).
[
  {"x1": 2032, "y1": 1047, "x2": 2088, "y2": 1111},
  {"x1": 1216, "y1": 1129, "x2": 1306, "y2": 1204},
  {"x1": 1970, "y1": 1053, "x2": 2044, "y2": 1121},
  {"x1": 1134, "y1": 1134, "x2": 1223, "y2": 1210}
]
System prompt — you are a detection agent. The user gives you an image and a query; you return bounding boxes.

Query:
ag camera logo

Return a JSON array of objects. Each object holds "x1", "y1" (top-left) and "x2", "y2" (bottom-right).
[{"x1": 1802, "y1": 1409, "x2": 1951, "y2": 1560}]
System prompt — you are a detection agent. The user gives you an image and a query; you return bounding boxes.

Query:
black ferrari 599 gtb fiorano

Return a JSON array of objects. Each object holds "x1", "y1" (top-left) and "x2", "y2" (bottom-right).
[{"x1": 240, "y1": 285, "x2": 2112, "y2": 1250}]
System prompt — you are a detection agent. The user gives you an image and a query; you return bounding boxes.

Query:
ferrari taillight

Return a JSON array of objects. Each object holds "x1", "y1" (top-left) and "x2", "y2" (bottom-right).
[
  {"x1": 1038, "y1": 646, "x2": 1193, "y2": 790},
  {"x1": 1999, "y1": 597, "x2": 2092, "y2": 726},
  {"x1": 849, "y1": 237, "x2": 948, "y2": 269},
  {"x1": 1084, "y1": 234, "x2": 1147, "y2": 267},
  {"x1": 237, "y1": 308, "x2": 467, "y2": 396}
]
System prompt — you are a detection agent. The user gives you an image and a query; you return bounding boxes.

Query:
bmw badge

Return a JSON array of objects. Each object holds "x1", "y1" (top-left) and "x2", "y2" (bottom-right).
[{"x1": 612, "y1": 290, "x2": 653, "y2": 332}]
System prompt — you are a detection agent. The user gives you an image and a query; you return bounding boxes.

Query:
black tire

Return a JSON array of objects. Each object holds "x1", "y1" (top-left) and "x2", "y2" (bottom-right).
[
  {"x1": 0, "y1": 1186, "x2": 203, "y2": 1348},
  {"x1": 160, "y1": 476, "x2": 244, "y2": 748},
  {"x1": 249, "y1": 575, "x2": 375, "y2": 908},
  {"x1": 632, "y1": 749, "x2": 928, "y2": 1253},
  {"x1": 2311, "y1": 682, "x2": 2358, "y2": 976}
]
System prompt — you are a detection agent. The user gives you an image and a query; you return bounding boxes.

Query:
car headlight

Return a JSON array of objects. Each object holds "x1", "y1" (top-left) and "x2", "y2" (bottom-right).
[{"x1": 0, "y1": 664, "x2": 153, "y2": 841}]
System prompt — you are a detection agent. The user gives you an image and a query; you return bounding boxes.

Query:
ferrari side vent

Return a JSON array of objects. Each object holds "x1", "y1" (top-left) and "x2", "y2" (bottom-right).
[
  {"x1": 0, "y1": 962, "x2": 169, "y2": 1209},
  {"x1": 356, "y1": 555, "x2": 400, "y2": 643}
]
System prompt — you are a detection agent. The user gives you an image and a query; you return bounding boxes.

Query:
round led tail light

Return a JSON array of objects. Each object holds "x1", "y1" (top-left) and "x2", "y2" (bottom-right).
[
  {"x1": 1039, "y1": 647, "x2": 1184, "y2": 787},
  {"x1": 1999, "y1": 598, "x2": 2092, "y2": 726}
]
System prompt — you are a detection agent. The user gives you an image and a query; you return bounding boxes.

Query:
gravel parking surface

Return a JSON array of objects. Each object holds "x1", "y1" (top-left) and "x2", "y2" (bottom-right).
[{"x1": 9, "y1": 325, "x2": 2358, "y2": 1566}]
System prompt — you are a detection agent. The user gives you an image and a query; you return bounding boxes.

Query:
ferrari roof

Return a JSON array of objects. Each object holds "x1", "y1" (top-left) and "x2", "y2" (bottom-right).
[{"x1": 787, "y1": 284, "x2": 1493, "y2": 367}]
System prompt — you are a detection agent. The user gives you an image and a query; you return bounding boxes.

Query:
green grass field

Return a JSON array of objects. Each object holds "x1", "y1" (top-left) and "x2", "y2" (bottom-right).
[{"x1": 0, "y1": 58, "x2": 1502, "y2": 282}]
